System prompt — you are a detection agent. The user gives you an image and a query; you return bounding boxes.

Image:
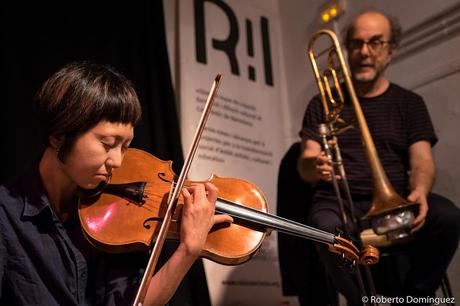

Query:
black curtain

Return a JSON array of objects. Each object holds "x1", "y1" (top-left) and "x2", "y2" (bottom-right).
[{"x1": 0, "y1": 1, "x2": 210, "y2": 305}]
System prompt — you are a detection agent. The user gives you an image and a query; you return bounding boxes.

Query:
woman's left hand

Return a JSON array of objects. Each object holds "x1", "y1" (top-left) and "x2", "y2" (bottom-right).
[{"x1": 179, "y1": 183, "x2": 233, "y2": 257}]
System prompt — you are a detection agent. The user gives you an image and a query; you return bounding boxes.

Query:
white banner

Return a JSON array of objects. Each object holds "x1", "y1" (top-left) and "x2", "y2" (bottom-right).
[{"x1": 178, "y1": 0, "x2": 296, "y2": 305}]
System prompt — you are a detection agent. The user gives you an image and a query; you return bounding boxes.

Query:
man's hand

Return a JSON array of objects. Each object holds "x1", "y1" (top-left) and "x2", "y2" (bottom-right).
[
  {"x1": 298, "y1": 138, "x2": 341, "y2": 183},
  {"x1": 316, "y1": 152, "x2": 341, "y2": 182},
  {"x1": 407, "y1": 141, "x2": 435, "y2": 234},
  {"x1": 407, "y1": 189, "x2": 428, "y2": 233}
]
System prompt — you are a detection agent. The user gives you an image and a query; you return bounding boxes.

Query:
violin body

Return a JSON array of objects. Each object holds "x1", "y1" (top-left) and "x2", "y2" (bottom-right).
[
  {"x1": 80, "y1": 148, "x2": 377, "y2": 267},
  {"x1": 79, "y1": 148, "x2": 268, "y2": 265}
]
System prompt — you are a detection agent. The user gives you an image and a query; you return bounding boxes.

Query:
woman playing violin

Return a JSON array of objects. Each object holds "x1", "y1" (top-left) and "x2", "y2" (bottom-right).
[{"x1": 0, "y1": 62, "x2": 232, "y2": 306}]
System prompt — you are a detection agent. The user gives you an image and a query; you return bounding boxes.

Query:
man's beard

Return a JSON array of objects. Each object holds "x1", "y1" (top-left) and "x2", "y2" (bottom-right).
[
  {"x1": 353, "y1": 70, "x2": 378, "y2": 83},
  {"x1": 351, "y1": 61, "x2": 389, "y2": 84}
]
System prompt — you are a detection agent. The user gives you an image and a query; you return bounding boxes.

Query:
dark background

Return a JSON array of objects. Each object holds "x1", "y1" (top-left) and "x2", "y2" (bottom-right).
[
  {"x1": 0, "y1": 1, "x2": 210, "y2": 305},
  {"x1": 1, "y1": 1, "x2": 184, "y2": 183}
]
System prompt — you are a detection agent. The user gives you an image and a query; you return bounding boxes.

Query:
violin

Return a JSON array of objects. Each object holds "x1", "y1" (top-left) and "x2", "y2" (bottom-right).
[{"x1": 79, "y1": 148, "x2": 378, "y2": 266}]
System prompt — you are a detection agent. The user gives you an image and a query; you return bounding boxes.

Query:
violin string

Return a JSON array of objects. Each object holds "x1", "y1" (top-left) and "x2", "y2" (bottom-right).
[{"x1": 140, "y1": 186, "x2": 183, "y2": 219}]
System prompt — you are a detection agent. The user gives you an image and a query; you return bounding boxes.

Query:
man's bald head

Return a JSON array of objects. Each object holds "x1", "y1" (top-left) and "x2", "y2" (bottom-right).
[{"x1": 344, "y1": 11, "x2": 402, "y2": 50}]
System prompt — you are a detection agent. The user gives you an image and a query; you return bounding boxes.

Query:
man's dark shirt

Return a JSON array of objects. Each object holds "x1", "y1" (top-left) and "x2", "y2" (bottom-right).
[
  {"x1": 0, "y1": 165, "x2": 149, "y2": 306},
  {"x1": 300, "y1": 83, "x2": 438, "y2": 195}
]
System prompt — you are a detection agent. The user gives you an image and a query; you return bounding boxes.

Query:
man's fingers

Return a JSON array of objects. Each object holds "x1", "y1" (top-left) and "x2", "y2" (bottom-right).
[
  {"x1": 317, "y1": 154, "x2": 331, "y2": 164},
  {"x1": 411, "y1": 204, "x2": 428, "y2": 233},
  {"x1": 412, "y1": 208, "x2": 427, "y2": 226},
  {"x1": 410, "y1": 219, "x2": 425, "y2": 234}
]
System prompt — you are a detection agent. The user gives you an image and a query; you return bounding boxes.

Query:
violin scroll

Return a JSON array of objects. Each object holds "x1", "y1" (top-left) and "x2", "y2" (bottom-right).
[
  {"x1": 328, "y1": 236, "x2": 379, "y2": 266},
  {"x1": 360, "y1": 245, "x2": 379, "y2": 265}
]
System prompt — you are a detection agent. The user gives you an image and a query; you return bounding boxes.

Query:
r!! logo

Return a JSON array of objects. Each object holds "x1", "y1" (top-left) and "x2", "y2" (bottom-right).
[{"x1": 194, "y1": 0, "x2": 274, "y2": 87}]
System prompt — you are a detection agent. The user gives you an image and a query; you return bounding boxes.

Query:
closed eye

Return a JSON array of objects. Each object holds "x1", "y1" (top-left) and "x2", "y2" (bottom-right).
[{"x1": 102, "y1": 142, "x2": 116, "y2": 151}]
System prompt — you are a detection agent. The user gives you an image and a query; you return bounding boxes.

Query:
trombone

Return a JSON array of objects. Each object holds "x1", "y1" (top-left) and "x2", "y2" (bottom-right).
[{"x1": 307, "y1": 29, "x2": 419, "y2": 244}]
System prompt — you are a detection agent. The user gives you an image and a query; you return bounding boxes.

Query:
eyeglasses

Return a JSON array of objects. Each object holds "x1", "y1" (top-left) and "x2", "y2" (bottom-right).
[{"x1": 347, "y1": 39, "x2": 390, "y2": 53}]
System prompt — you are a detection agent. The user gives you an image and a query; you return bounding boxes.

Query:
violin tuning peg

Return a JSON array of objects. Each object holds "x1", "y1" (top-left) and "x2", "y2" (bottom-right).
[{"x1": 335, "y1": 227, "x2": 344, "y2": 237}]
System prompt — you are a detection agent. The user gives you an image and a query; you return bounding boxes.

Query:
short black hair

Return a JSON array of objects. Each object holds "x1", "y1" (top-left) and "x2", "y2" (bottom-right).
[{"x1": 35, "y1": 61, "x2": 142, "y2": 161}]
